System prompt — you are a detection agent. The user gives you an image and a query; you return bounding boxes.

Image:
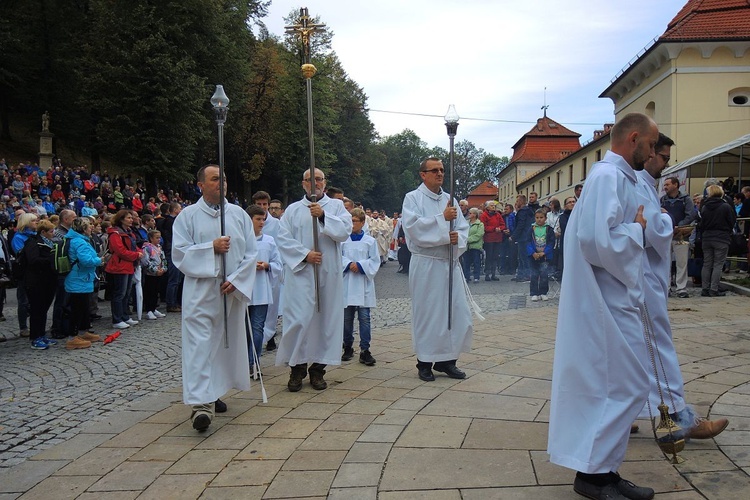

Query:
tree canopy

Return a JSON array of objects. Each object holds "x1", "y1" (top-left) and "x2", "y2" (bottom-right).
[{"x1": 1, "y1": 1, "x2": 504, "y2": 210}]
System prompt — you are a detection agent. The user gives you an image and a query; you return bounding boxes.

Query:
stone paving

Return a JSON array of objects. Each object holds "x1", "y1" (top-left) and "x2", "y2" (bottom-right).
[{"x1": 1, "y1": 267, "x2": 749, "y2": 498}]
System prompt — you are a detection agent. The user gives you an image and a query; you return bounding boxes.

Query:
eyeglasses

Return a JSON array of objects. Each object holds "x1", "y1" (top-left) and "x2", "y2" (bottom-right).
[
  {"x1": 421, "y1": 168, "x2": 444, "y2": 174},
  {"x1": 657, "y1": 153, "x2": 670, "y2": 163},
  {"x1": 303, "y1": 177, "x2": 326, "y2": 183}
]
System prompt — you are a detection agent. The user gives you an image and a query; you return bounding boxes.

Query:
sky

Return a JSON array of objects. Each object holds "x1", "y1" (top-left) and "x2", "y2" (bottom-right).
[{"x1": 260, "y1": 0, "x2": 687, "y2": 160}]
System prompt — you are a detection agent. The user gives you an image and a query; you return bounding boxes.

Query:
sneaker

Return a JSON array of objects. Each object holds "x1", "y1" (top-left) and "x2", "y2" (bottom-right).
[
  {"x1": 710, "y1": 290, "x2": 727, "y2": 297},
  {"x1": 167, "y1": 306, "x2": 182, "y2": 313},
  {"x1": 42, "y1": 337, "x2": 58, "y2": 346},
  {"x1": 473, "y1": 278, "x2": 479, "y2": 283},
  {"x1": 80, "y1": 331, "x2": 101, "y2": 342},
  {"x1": 31, "y1": 338, "x2": 48, "y2": 350},
  {"x1": 359, "y1": 350, "x2": 376, "y2": 366},
  {"x1": 701, "y1": 289, "x2": 710, "y2": 297},
  {"x1": 192, "y1": 413, "x2": 211, "y2": 432},
  {"x1": 19, "y1": 328, "x2": 30, "y2": 338},
  {"x1": 125, "y1": 318, "x2": 139, "y2": 326},
  {"x1": 677, "y1": 290, "x2": 689, "y2": 298},
  {"x1": 341, "y1": 346, "x2": 354, "y2": 361},
  {"x1": 541, "y1": 294, "x2": 549, "y2": 301},
  {"x1": 531, "y1": 295, "x2": 539, "y2": 302},
  {"x1": 147, "y1": 311, "x2": 158, "y2": 320},
  {"x1": 153, "y1": 310, "x2": 166, "y2": 318},
  {"x1": 112, "y1": 321, "x2": 130, "y2": 329},
  {"x1": 66, "y1": 337, "x2": 92, "y2": 350}
]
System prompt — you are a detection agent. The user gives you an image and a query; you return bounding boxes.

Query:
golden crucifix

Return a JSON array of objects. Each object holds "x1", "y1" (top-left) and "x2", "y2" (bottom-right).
[{"x1": 285, "y1": 7, "x2": 326, "y2": 312}]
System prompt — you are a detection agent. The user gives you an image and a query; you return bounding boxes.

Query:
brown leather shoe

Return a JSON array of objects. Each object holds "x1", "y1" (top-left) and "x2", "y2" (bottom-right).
[
  {"x1": 630, "y1": 423, "x2": 639, "y2": 434},
  {"x1": 688, "y1": 418, "x2": 729, "y2": 439}
]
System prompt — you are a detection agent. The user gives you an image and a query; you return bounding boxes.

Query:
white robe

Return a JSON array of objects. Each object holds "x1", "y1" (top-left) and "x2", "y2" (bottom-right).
[
  {"x1": 250, "y1": 234, "x2": 282, "y2": 306},
  {"x1": 173, "y1": 198, "x2": 257, "y2": 405},
  {"x1": 342, "y1": 233, "x2": 380, "y2": 307},
  {"x1": 275, "y1": 195, "x2": 352, "y2": 366},
  {"x1": 636, "y1": 169, "x2": 686, "y2": 417},
  {"x1": 369, "y1": 216, "x2": 392, "y2": 259},
  {"x1": 402, "y1": 184, "x2": 473, "y2": 362},
  {"x1": 548, "y1": 151, "x2": 650, "y2": 474},
  {"x1": 262, "y1": 213, "x2": 283, "y2": 341}
]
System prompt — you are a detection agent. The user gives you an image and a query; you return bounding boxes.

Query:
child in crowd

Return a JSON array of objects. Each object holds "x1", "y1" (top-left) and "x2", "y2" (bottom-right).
[
  {"x1": 246, "y1": 205, "x2": 282, "y2": 376},
  {"x1": 141, "y1": 229, "x2": 166, "y2": 319},
  {"x1": 527, "y1": 208, "x2": 555, "y2": 301},
  {"x1": 341, "y1": 208, "x2": 380, "y2": 366}
]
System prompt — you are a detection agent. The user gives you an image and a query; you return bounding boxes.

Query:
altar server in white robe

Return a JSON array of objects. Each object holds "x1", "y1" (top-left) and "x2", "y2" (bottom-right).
[
  {"x1": 636, "y1": 134, "x2": 729, "y2": 440},
  {"x1": 402, "y1": 157, "x2": 472, "y2": 383},
  {"x1": 173, "y1": 165, "x2": 257, "y2": 432},
  {"x1": 548, "y1": 113, "x2": 657, "y2": 500},
  {"x1": 251, "y1": 191, "x2": 282, "y2": 348},
  {"x1": 275, "y1": 168, "x2": 352, "y2": 392},
  {"x1": 341, "y1": 208, "x2": 380, "y2": 365}
]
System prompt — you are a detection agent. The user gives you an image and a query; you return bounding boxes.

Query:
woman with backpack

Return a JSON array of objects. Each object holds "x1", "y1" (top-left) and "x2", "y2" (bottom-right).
[
  {"x1": 105, "y1": 210, "x2": 143, "y2": 329},
  {"x1": 64, "y1": 217, "x2": 102, "y2": 349}
]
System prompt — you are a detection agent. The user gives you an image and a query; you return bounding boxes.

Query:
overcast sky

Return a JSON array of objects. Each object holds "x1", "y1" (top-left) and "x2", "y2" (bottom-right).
[{"x1": 261, "y1": 0, "x2": 686, "y2": 159}]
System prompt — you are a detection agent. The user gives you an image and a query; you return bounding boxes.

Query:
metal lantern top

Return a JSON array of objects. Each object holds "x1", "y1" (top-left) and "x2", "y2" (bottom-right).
[
  {"x1": 444, "y1": 104, "x2": 459, "y2": 136},
  {"x1": 211, "y1": 85, "x2": 229, "y2": 124}
]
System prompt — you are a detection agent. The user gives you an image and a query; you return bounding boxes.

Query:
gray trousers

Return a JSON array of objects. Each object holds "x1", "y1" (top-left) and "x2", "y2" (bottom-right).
[{"x1": 701, "y1": 240, "x2": 729, "y2": 292}]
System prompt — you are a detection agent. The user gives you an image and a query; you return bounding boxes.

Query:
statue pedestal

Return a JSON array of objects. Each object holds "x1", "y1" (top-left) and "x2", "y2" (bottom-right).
[{"x1": 39, "y1": 131, "x2": 54, "y2": 169}]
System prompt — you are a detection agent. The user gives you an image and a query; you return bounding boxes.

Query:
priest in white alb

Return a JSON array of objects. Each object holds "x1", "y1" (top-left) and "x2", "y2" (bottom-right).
[
  {"x1": 173, "y1": 165, "x2": 257, "y2": 432},
  {"x1": 548, "y1": 114, "x2": 658, "y2": 500},
  {"x1": 275, "y1": 168, "x2": 352, "y2": 392},
  {"x1": 402, "y1": 157, "x2": 472, "y2": 382}
]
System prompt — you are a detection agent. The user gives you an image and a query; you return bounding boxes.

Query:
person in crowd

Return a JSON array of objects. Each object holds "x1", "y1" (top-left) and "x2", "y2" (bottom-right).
[
  {"x1": 500, "y1": 203, "x2": 516, "y2": 275},
  {"x1": 700, "y1": 184, "x2": 736, "y2": 297},
  {"x1": 64, "y1": 217, "x2": 102, "y2": 349},
  {"x1": 50, "y1": 209, "x2": 75, "y2": 338},
  {"x1": 463, "y1": 207, "x2": 484, "y2": 283},
  {"x1": 141, "y1": 229, "x2": 167, "y2": 320},
  {"x1": 268, "y1": 199, "x2": 283, "y2": 219},
  {"x1": 459, "y1": 199, "x2": 469, "y2": 220},
  {"x1": 22, "y1": 219, "x2": 58, "y2": 349},
  {"x1": 173, "y1": 165, "x2": 258, "y2": 432},
  {"x1": 11, "y1": 212, "x2": 38, "y2": 337},
  {"x1": 660, "y1": 176, "x2": 695, "y2": 298},
  {"x1": 555, "y1": 197, "x2": 576, "y2": 278},
  {"x1": 245, "y1": 204, "x2": 282, "y2": 376},
  {"x1": 251, "y1": 191, "x2": 282, "y2": 352},
  {"x1": 480, "y1": 201, "x2": 505, "y2": 281},
  {"x1": 574, "y1": 183, "x2": 583, "y2": 200},
  {"x1": 105, "y1": 209, "x2": 143, "y2": 329},
  {"x1": 163, "y1": 202, "x2": 183, "y2": 313},
  {"x1": 275, "y1": 168, "x2": 352, "y2": 392},
  {"x1": 402, "y1": 157, "x2": 472, "y2": 382},
  {"x1": 511, "y1": 194, "x2": 534, "y2": 282},
  {"x1": 548, "y1": 113, "x2": 658, "y2": 500},
  {"x1": 527, "y1": 209, "x2": 555, "y2": 301},
  {"x1": 341, "y1": 208, "x2": 380, "y2": 365}
]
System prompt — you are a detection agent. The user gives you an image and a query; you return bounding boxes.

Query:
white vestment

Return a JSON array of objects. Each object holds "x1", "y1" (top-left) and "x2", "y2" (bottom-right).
[
  {"x1": 636, "y1": 169, "x2": 686, "y2": 417},
  {"x1": 173, "y1": 198, "x2": 257, "y2": 405},
  {"x1": 262, "y1": 213, "x2": 283, "y2": 341},
  {"x1": 548, "y1": 151, "x2": 650, "y2": 474},
  {"x1": 251, "y1": 234, "x2": 282, "y2": 306},
  {"x1": 368, "y1": 216, "x2": 391, "y2": 259},
  {"x1": 275, "y1": 195, "x2": 352, "y2": 366},
  {"x1": 342, "y1": 233, "x2": 380, "y2": 307},
  {"x1": 402, "y1": 184, "x2": 473, "y2": 362}
]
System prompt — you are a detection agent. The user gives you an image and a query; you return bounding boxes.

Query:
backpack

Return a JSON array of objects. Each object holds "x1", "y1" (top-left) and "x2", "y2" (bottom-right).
[
  {"x1": 11, "y1": 247, "x2": 26, "y2": 281},
  {"x1": 53, "y1": 239, "x2": 76, "y2": 275}
]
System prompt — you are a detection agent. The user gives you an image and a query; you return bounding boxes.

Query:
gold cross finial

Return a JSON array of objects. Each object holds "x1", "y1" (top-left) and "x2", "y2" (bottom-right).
[{"x1": 284, "y1": 7, "x2": 326, "y2": 63}]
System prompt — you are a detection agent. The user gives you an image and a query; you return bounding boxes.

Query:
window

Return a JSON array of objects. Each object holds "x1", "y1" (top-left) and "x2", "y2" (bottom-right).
[
  {"x1": 729, "y1": 88, "x2": 750, "y2": 106},
  {"x1": 596, "y1": 149, "x2": 601, "y2": 162},
  {"x1": 582, "y1": 158, "x2": 588, "y2": 180},
  {"x1": 645, "y1": 101, "x2": 655, "y2": 118},
  {"x1": 546, "y1": 177, "x2": 550, "y2": 195},
  {"x1": 568, "y1": 165, "x2": 573, "y2": 186},
  {"x1": 556, "y1": 171, "x2": 561, "y2": 191}
]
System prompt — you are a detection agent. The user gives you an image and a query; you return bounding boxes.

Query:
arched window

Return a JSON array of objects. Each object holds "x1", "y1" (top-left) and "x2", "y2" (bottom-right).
[{"x1": 645, "y1": 101, "x2": 655, "y2": 118}]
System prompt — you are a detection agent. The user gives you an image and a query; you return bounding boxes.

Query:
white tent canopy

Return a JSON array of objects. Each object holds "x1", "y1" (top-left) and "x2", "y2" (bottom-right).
[{"x1": 661, "y1": 132, "x2": 750, "y2": 181}]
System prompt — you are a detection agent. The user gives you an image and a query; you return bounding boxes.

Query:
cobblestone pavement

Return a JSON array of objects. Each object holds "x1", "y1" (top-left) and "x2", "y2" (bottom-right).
[
  {"x1": 0, "y1": 265, "x2": 544, "y2": 469},
  {"x1": 3, "y1": 265, "x2": 749, "y2": 499}
]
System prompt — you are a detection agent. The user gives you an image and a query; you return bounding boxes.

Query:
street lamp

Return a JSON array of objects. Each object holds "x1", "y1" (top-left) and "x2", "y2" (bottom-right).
[
  {"x1": 445, "y1": 105, "x2": 459, "y2": 330},
  {"x1": 210, "y1": 84, "x2": 230, "y2": 348}
]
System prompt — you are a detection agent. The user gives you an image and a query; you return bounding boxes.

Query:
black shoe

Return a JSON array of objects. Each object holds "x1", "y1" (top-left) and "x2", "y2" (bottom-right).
[
  {"x1": 433, "y1": 364, "x2": 466, "y2": 379},
  {"x1": 613, "y1": 475, "x2": 655, "y2": 500},
  {"x1": 341, "y1": 346, "x2": 354, "y2": 361},
  {"x1": 573, "y1": 478, "x2": 627, "y2": 500},
  {"x1": 359, "y1": 350, "x2": 376, "y2": 366},
  {"x1": 266, "y1": 337, "x2": 276, "y2": 351},
  {"x1": 90, "y1": 314, "x2": 103, "y2": 320},
  {"x1": 701, "y1": 289, "x2": 710, "y2": 297},
  {"x1": 485, "y1": 276, "x2": 492, "y2": 281},
  {"x1": 309, "y1": 367, "x2": 328, "y2": 390},
  {"x1": 0, "y1": 314, "x2": 5, "y2": 321},
  {"x1": 418, "y1": 366, "x2": 435, "y2": 382},
  {"x1": 490, "y1": 276, "x2": 499, "y2": 281},
  {"x1": 710, "y1": 290, "x2": 726, "y2": 297},
  {"x1": 214, "y1": 398, "x2": 227, "y2": 413},
  {"x1": 192, "y1": 413, "x2": 211, "y2": 432}
]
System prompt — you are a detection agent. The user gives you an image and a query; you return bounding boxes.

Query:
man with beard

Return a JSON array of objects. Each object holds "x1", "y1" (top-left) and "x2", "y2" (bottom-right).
[{"x1": 548, "y1": 113, "x2": 658, "y2": 500}]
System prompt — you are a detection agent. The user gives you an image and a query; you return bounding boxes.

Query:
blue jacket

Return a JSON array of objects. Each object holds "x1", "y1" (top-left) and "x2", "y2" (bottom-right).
[
  {"x1": 526, "y1": 224, "x2": 555, "y2": 260},
  {"x1": 11, "y1": 229, "x2": 35, "y2": 254},
  {"x1": 64, "y1": 229, "x2": 102, "y2": 293}
]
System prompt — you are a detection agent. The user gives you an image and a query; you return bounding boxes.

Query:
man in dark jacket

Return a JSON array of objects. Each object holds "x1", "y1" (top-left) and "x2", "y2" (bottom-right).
[
  {"x1": 511, "y1": 194, "x2": 534, "y2": 281},
  {"x1": 661, "y1": 177, "x2": 695, "y2": 298}
]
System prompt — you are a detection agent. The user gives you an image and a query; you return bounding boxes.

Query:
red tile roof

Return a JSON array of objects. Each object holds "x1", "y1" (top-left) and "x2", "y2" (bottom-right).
[
  {"x1": 468, "y1": 181, "x2": 498, "y2": 196},
  {"x1": 509, "y1": 116, "x2": 581, "y2": 164},
  {"x1": 661, "y1": 0, "x2": 750, "y2": 40}
]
